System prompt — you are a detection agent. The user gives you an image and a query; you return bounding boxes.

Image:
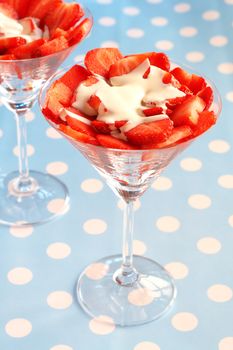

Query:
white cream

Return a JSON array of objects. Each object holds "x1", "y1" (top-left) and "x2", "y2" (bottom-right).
[
  {"x1": 73, "y1": 58, "x2": 186, "y2": 133},
  {"x1": 0, "y1": 12, "x2": 43, "y2": 43}
]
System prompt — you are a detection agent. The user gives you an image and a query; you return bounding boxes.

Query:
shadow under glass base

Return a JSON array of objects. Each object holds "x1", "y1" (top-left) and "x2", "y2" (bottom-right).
[
  {"x1": 77, "y1": 255, "x2": 176, "y2": 326},
  {"x1": 0, "y1": 170, "x2": 69, "y2": 226}
]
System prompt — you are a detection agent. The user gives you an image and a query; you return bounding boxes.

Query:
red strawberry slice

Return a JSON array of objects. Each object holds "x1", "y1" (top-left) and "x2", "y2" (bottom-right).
[
  {"x1": 0, "y1": 3, "x2": 18, "y2": 18},
  {"x1": 91, "y1": 120, "x2": 111, "y2": 134},
  {"x1": 66, "y1": 116, "x2": 96, "y2": 137},
  {"x1": 64, "y1": 106, "x2": 94, "y2": 121},
  {"x1": 35, "y1": 36, "x2": 69, "y2": 57},
  {"x1": 59, "y1": 124, "x2": 99, "y2": 145},
  {"x1": 0, "y1": 54, "x2": 16, "y2": 60},
  {"x1": 170, "y1": 95, "x2": 206, "y2": 128},
  {"x1": 48, "y1": 81, "x2": 72, "y2": 106},
  {"x1": 87, "y1": 95, "x2": 102, "y2": 112},
  {"x1": 59, "y1": 64, "x2": 90, "y2": 91},
  {"x1": 51, "y1": 28, "x2": 68, "y2": 39},
  {"x1": 96, "y1": 134, "x2": 134, "y2": 150},
  {"x1": 84, "y1": 48, "x2": 123, "y2": 78},
  {"x1": 115, "y1": 120, "x2": 127, "y2": 128},
  {"x1": 149, "y1": 125, "x2": 193, "y2": 149},
  {"x1": 12, "y1": 39, "x2": 47, "y2": 59},
  {"x1": 68, "y1": 18, "x2": 92, "y2": 46},
  {"x1": 27, "y1": 0, "x2": 62, "y2": 20},
  {"x1": 197, "y1": 86, "x2": 213, "y2": 110},
  {"x1": 192, "y1": 110, "x2": 217, "y2": 136},
  {"x1": 148, "y1": 118, "x2": 173, "y2": 141},
  {"x1": 0, "y1": 37, "x2": 26, "y2": 53},
  {"x1": 43, "y1": 95, "x2": 64, "y2": 122},
  {"x1": 1, "y1": 0, "x2": 30, "y2": 18},
  {"x1": 143, "y1": 107, "x2": 164, "y2": 116},
  {"x1": 149, "y1": 52, "x2": 170, "y2": 71},
  {"x1": 171, "y1": 67, "x2": 192, "y2": 87},
  {"x1": 108, "y1": 54, "x2": 148, "y2": 79},
  {"x1": 189, "y1": 74, "x2": 206, "y2": 94}
]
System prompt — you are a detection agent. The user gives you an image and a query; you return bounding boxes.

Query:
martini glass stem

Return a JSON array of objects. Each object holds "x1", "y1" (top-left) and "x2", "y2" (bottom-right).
[{"x1": 114, "y1": 200, "x2": 139, "y2": 286}]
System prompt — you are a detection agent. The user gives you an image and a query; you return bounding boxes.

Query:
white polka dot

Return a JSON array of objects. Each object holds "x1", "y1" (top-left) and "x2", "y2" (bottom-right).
[
  {"x1": 47, "y1": 199, "x2": 69, "y2": 214},
  {"x1": 179, "y1": 27, "x2": 198, "y2": 37},
  {"x1": 155, "y1": 40, "x2": 174, "y2": 50},
  {"x1": 127, "y1": 28, "x2": 144, "y2": 38},
  {"x1": 228, "y1": 215, "x2": 233, "y2": 227},
  {"x1": 197, "y1": 237, "x2": 221, "y2": 254},
  {"x1": 47, "y1": 291, "x2": 72, "y2": 309},
  {"x1": 156, "y1": 216, "x2": 180, "y2": 233},
  {"x1": 225, "y1": 0, "x2": 233, "y2": 4},
  {"x1": 98, "y1": 17, "x2": 116, "y2": 26},
  {"x1": 7, "y1": 267, "x2": 33, "y2": 285},
  {"x1": 50, "y1": 346, "x2": 73, "y2": 350},
  {"x1": 96, "y1": 0, "x2": 112, "y2": 3},
  {"x1": 165, "y1": 262, "x2": 189, "y2": 279},
  {"x1": 89, "y1": 315, "x2": 115, "y2": 335},
  {"x1": 218, "y1": 175, "x2": 233, "y2": 189},
  {"x1": 101, "y1": 40, "x2": 119, "y2": 48},
  {"x1": 13, "y1": 144, "x2": 34, "y2": 157},
  {"x1": 9, "y1": 225, "x2": 33, "y2": 238},
  {"x1": 25, "y1": 111, "x2": 35, "y2": 122},
  {"x1": 85, "y1": 263, "x2": 109, "y2": 280},
  {"x1": 74, "y1": 54, "x2": 85, "y2": 63},
  {"x1": 5, "y1": 318, "x2": 32, "y2": 338},
  {"x1": 202, "y1": 10, "x2": 220, "y2": 20},
  {"x1": 188, "y1": 194, "x2": 211, "y2": 209},
  {"x1": 0, "y1": 128, "x2": 3, "y2": 138},
  {"x1": 186, "y1": 51, "x2": 205, "y2": 63},
  {"x1": 174, "y1": 3, "x2": 191, "y2": 13},
  {"x1": 46, "y1": 162, "x2": 68, "y2": 176},
  {"x1": 128, "y1": 288, "x2": 155, "y2": 306},
  {"x1": 134, "y1": 341, "x2": 160, "y2": 350},
  {"x1": 151, "y1": 176, "x2": 172, "y2": 190},
  {"x1": 207, "y1": 284, "x2": 233, "y2": 302},
  {"x1": 218, "y1": 63, "x2": 233, "y2": 74},
  {"x1": 208, "y1": 140, "x2": 230, "y2": 153},
  {"x1": 180, "y1": 157, "x2": 202, "y2": 171},
  {"x1": 171, "y1": 312, "x2": 198, "y2": 332},
  {"x1": 219, "y1": 337, "x2": 233, "y2": 350},
  {"x1": 146, "y1": 0, "x2": 162, "y2": 3},
  {"x1": 81, "y1": 178, "x2": 103, "y2": 193},
  {"x1": 226, "y1": 91, "x2": 233, "y2": 102},
  {"x1": 133, "y1": 240, "x2": 147, "y2": 255},
  {"x1": 83, "y1": 219, "x2": 107, "y2": 235},
  {"x1": 47, "y1": 242, "x2": 71, "y2": 260},
  {"x1": 46, "y1": 127, "x2": 62, "y2": 139},
  {"x1": 151, "y1": 17, "x2": 168, "y2": 26},
  {"x1": 210, "y1": 35, "x2": 228, "y2": 47},
  {"x1": 123, "y1": 7, "x2": 140, "y2": 16},
  {"x1": 117, "y1": 198, "x2": 141, "y2": 211}
]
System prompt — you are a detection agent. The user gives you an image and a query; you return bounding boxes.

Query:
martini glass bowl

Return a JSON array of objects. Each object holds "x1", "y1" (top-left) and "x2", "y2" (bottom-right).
[
  {"x1": 0, "y1": 5, "x2": 93, "y2": 226},
  {"x1": 40, "y1": 65, "x2": 221, "y2": 326}
]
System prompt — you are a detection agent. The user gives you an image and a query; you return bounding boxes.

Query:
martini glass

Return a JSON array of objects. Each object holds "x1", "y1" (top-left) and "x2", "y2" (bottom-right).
[
  {"x1": 0, "y1": 6, "x2": 93, "y2": 226},
  {"x1": 40, "y1": 66, "x2": 221, "y2": 326}
]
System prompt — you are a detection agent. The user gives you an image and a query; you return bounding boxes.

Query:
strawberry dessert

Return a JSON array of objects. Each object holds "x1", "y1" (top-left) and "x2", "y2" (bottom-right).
[
  {"x1": 0, "y1": 0, "x2": 92, "y2": 59},
  {"x1": 42, "y1": 48, "x2": 217, "y2": 150}
]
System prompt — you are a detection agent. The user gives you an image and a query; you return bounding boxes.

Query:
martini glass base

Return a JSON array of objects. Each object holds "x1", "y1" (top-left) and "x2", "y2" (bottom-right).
[
  {"x1": 0, "y1": 170, "x2": 69, "y2": 226},
  {"x1": 77, "y1": 255, "x2": 176, "y2": 326}
]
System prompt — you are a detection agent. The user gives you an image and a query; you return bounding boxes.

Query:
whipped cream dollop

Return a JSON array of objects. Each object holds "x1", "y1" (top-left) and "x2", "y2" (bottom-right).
[
  {"x1": 72, "y1": 59, "x2": 186, "y2": 133},
  {"x1": 0, "y1": 12, "x2": 46, "y2": 42}
]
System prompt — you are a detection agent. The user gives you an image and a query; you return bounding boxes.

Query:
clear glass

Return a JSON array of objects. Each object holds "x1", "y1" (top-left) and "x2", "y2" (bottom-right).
[
  {"x1": 39, "y1": 65, "x2": 222, "y2": 326},
  {"x1": 0, "y1": 5, "x2": 93, "y2": 226}
]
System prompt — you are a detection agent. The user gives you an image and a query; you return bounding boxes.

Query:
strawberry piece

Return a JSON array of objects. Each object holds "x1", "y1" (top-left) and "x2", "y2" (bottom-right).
[
  {"x1": 66, "y1": 116, "x2": 96, "y2": 137},
  {"x1": 84, "y1": 48, "x2": 123, "y2": 78},
  {"x1": 143, "y1": 107, "x2": 164, "y2": 116},
  {"x1": 150, "y1": 126, "x2": 193, "y2": 149},
  {"x1": 197, "y1": 86, "x2": 214, "y2": 110},
  {"x1": 189, "y1": 74, "x2": 206, "y2": 94},
  {"x1": 43, "y1": 95, "x2": 64, "y2": 122},
  {"x1": 19, "y1": 18, "x2": 37, "y2": 34},
  {"x1": 59, "y1": 124, "x2": 99, "y2": 145},
  {"x1": 68, "y1": 18, "x2": 92, "y2": 46},
  {"x1": 0, "y1": 3, "x2": 18, "y2": 18},
  {"x1": 65, "y1": 106, "x2": 94, "y2": 121},
  {"x1": 35, "y1": 36, "x2": 69, "y2": 57},
  {"x1": 88, "y1": 95, "x2": 102, "y2": 112},
  {"x1": 171, "y1": 67, "x2": 192, "y2": 87},
  {"x1": 96, "y1": 134, "x2": 134, "y2": 150},
  {"x1": 91, "y1": 120, "x2": 111, "y2": 134},
  {"x1": 0, "y1": 37, "x2": 26, "y2": 53},
  {"x1": 149, "y1": 52, "x2": 170, "y2": 71},
  {"x1": 162, "y1": 72, "x2": 182, "y2": 90},
  {"x1": 59, "y1": 64, "x2": 90, "y2": 91},
  {"x1": 3, "y1": 0, "x2": 31, "y2": 18},
  {"x1": 27, "y1": 0, "x2": 62, "y2": 20},
  {"x1": 193, "y1": 111, "x2": 217, "y2": 137},
  {"x1": 12, "y1": 39, "x2": 47, "y2": 59},
  {"x1": 51, "y1": 28, "x2": 67, "y2": 39},
  {"x1": 44, "y1": 2, "x2": 84, "y2": 34},
  {"x1": 170, "y1": 96, "x2": 206, "y2": 128},
  {"x1": 49, "y1": 81, "x2": 72, "y2": 106},
  {"x1": 108, "y1": 55, "x2": 147, "y2": 79},
  {"x1": 149, "y1": 118, "x2": 173, "y2": 141},
  {"x1": 82, "y1": 76, "x2": 99, "y2": 87},
  {"x1": 115, "y1": 120, "x2": 127, "y2": 128},
  {"x1": 0, "y1": 54, "x2": 16, "y2": 60}
]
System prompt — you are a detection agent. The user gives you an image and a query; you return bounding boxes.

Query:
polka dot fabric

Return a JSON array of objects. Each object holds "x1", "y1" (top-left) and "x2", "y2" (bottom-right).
[{"x1": 0, "y1": 0, "x2": 232, "y2": 349}]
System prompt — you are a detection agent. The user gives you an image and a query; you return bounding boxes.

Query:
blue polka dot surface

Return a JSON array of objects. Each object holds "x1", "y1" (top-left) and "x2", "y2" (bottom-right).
[{"x1": 0, "y1": 0, "x2": 233, "y2": 349}]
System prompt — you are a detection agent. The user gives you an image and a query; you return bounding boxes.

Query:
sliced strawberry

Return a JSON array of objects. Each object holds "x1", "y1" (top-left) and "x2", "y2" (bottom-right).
[
  {"x1": 19, "y1": 18, "x2": 37, "y2": 34},
  {"x1": 66, "y1": 116, "x2": 96, "y2": 137},
  {"x1": 84, "y1": 48, "x2": 123, "y2": 78},
  {"x1": 149, "y1": 125, "x2": 193, "y2": 149},
  {"x1": 0, "y1": 3, "x2": 18, "y2": 18},
  {"x1": 0, "y1": 54, "x2": 16, "y2": 60},
  {"x1": 162, "y1": 72, "x2": 182, "y2": 89},
  {"x1": 27, "y1": 0, "x2": 62, "y2": 20},
  {"x1": 91, "y1": 120, "x2": 111, "y2": 134},
  {"x1": 189, "y1": 74, "x2": 206, "y2": 94},
  {"x1": 59, "y1": 124, "x2": 99, "y2": 145},
  {"x1": 148, "y1": 118, "x2": 173, "y2": 141},
  {"x1": 43, "y1": 95, "x2": 64, "y2": 122},
  {"x1": 35, "y1": 36, "x2": 69, "y2": 57},
  {"x1": 51, "y1": 28, "x2": 68, "y2": 39},
  {"x1": 115, "y1": 120, "x2": 127, "y2": 128},
  {"x1": 59, "y1": 64, "x2": 90, "y2": 91},
  {"x1": 48, "y1": 81, "x2": 72, "y2": 106},
  {"x1": 170, "y1": 96, "x2": 206, "y2": 128},
  {"x1": 44, "y1": 2, "x2": 84, "y2": 34},
  {"x1": 192, "y1": 111, "x2": 217, "y2": 137},
  {"x1": 0, "y1": 37, "x2": 26, "y2": 53},
  {"x1": 149, "y1": 52, "x2": 170, "y2": 71},
  {"x1": 171, "y1": 67, "x2": 192, "y2": 87},
  {"x1": 96, "y1": 134, "x2": 134, "y2": 150},
  {"x1": 68, "y1": 18, "x2": 92, "y2": 46},
  {"x1": 12, "y1": 39, "x2": 47, "y2": 59},
  {"x1": 197, "y1": 86, "x2": 213, "y2": 110},
  {"x1": 82, "y1": 76, "x2": 99, "y2": 87},
  {"x1": 65, "y1": 106, "x2": 94, "y2": 120},
  {"x1": 108, "y1": 55, "x2": 148, "y2": 79},
  {"x1": 143, "y1": 107, "x2": 164, "y2": 116},
  {"x1": 88, "y1": 95, "x2": 102, "y2": 112}
]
